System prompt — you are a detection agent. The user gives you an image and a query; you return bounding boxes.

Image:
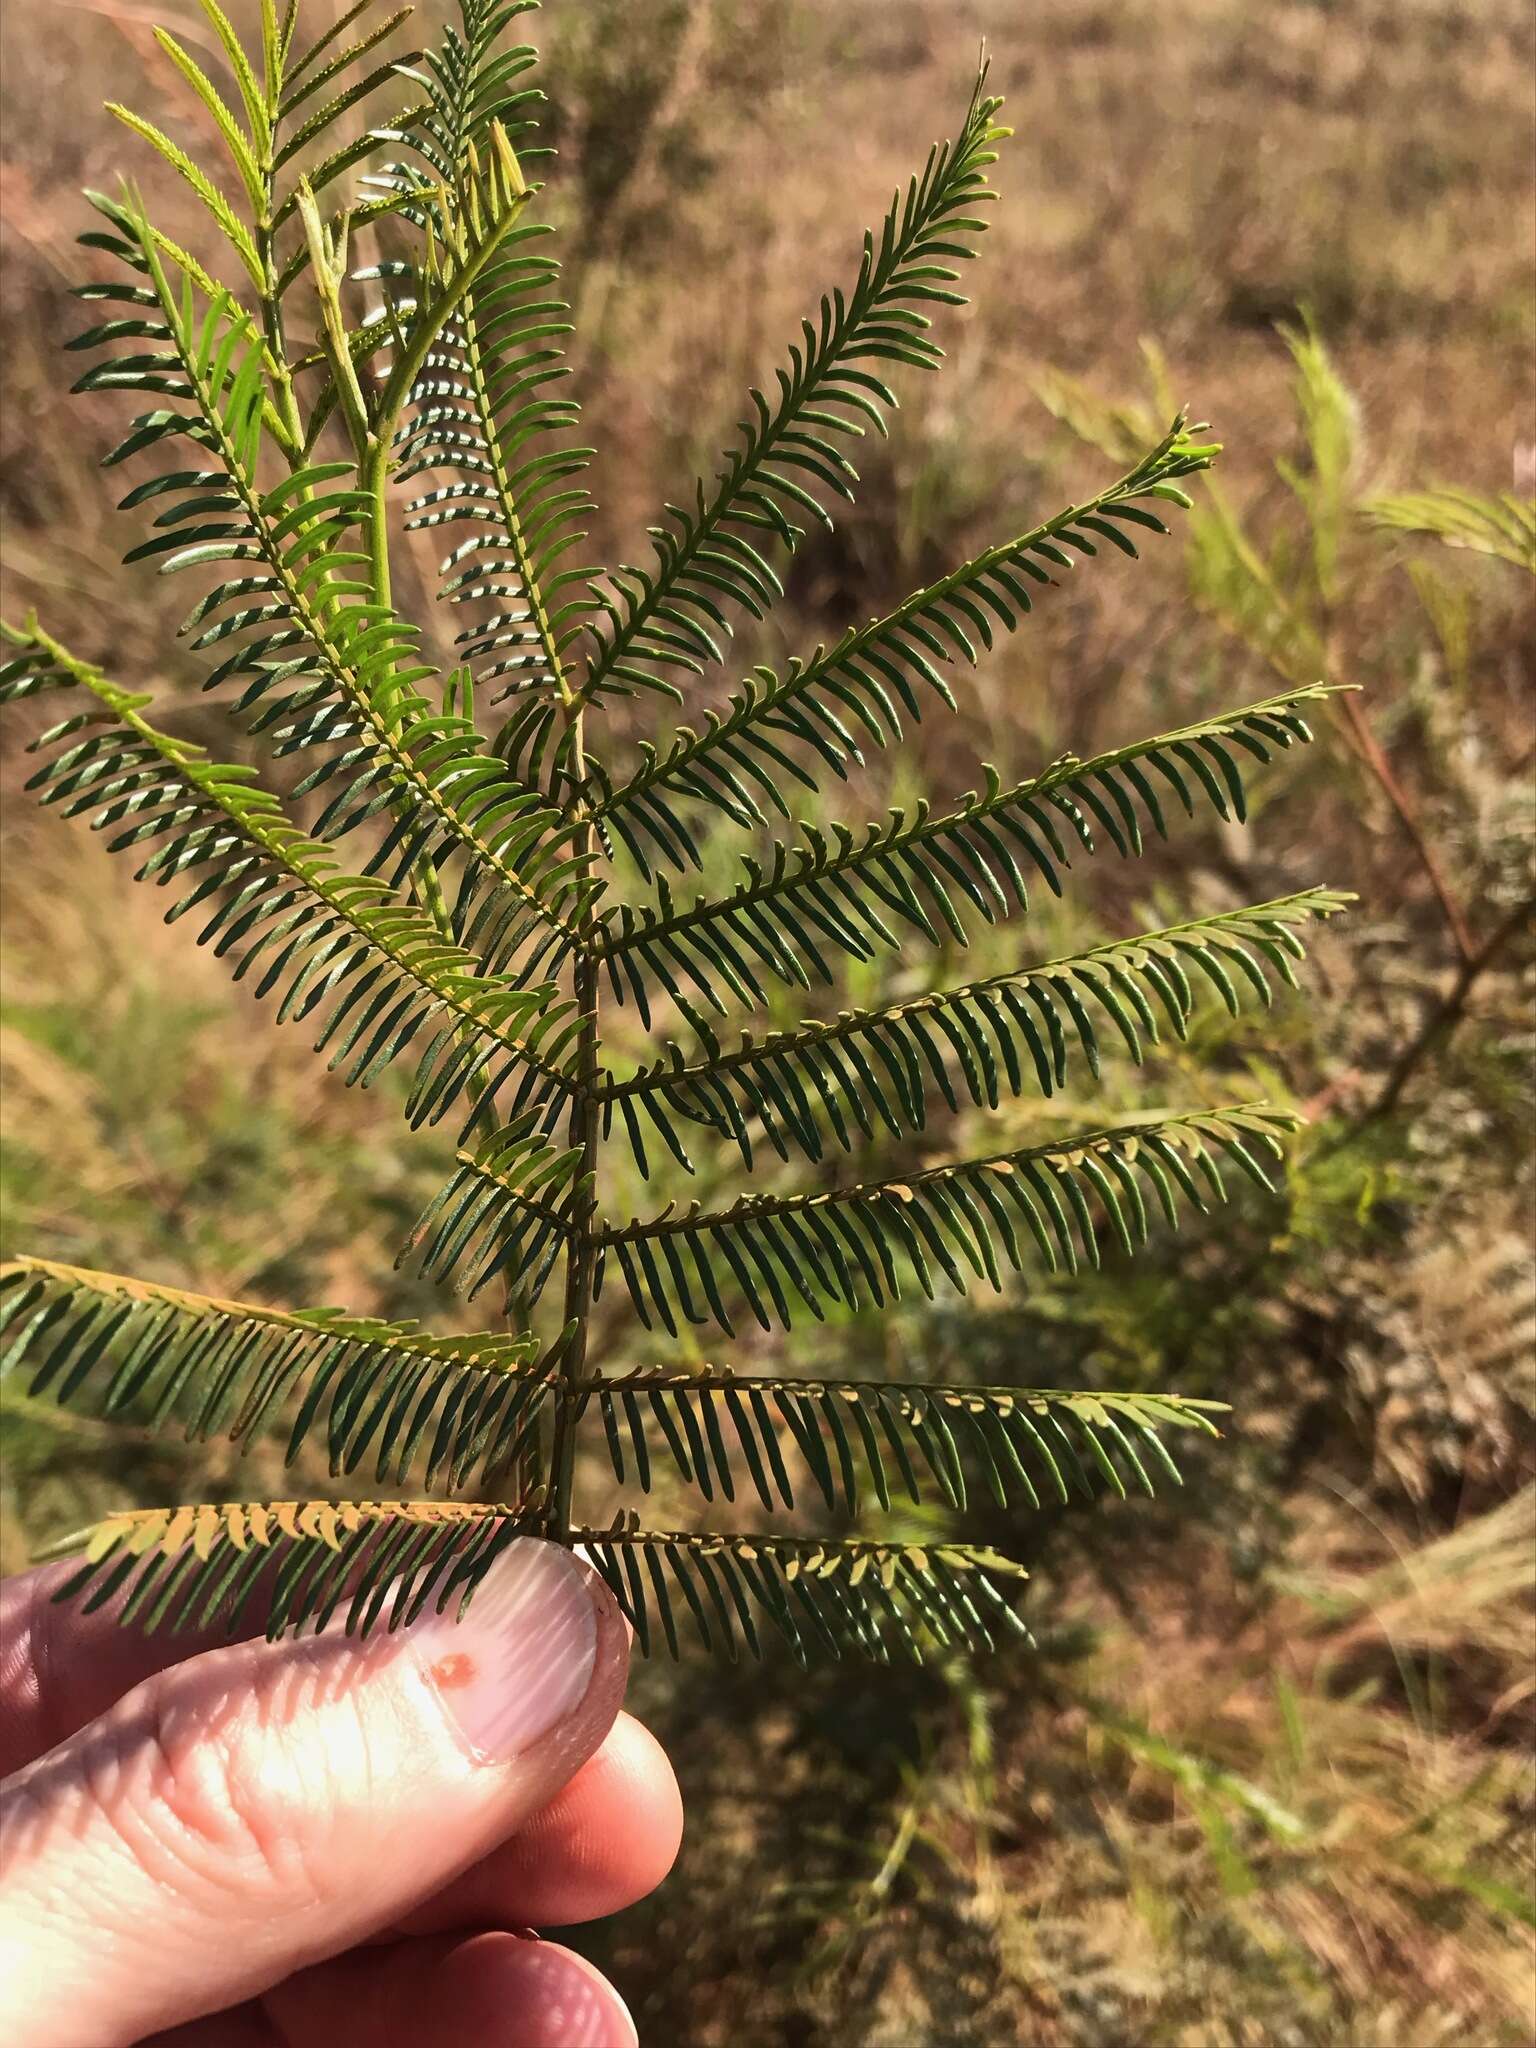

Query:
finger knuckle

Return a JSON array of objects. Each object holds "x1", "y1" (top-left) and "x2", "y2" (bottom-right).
[{"x1": 75, "y1": 1649, "x2": 341, "y2": 1911}]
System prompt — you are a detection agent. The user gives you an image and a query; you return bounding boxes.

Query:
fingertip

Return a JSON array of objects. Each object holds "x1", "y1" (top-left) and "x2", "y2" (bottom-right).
[
  {"x1": 522, "y1": 1712, "x2": 683, "y2": 1923},
  {"x1": 265, "y1": 1930, "x2": 638, "y2": 2048},
  {"x1": 458, "y1": 1934, "x2": 639, "y2": 2048},
  {"x1": 401, "y1": 1710, "x2": 683, "y2": 1932}
]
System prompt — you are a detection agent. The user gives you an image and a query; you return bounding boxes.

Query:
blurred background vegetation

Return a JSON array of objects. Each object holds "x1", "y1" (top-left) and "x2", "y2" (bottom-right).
[{"x1": 1, "y1": 0, "x2": 1533, "y2": 2041}]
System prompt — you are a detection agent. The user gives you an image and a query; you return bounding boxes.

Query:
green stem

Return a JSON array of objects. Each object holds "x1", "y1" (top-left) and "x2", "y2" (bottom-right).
[
  {"x1": 258, "y1": 231, "x2": 304, "y2": 453},
  {"x1": 546, "y1": 663, "x2": 598, "y2": 1537},
  {"x1": 548, "y1": 947, "x2": 598, "y2": 1538},
  {"x1": 363, "y1": 431, "x2": 393, "y2": 612},
  {"x1": 254, "y1": 48, "x2": 304, "y2": 462}
]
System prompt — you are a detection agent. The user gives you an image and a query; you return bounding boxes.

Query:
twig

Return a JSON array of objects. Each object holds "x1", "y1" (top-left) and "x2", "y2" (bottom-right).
[
  {"x1": 1348, "y1": 895, "x2": 1534, "y2": 1133},
  {"x1": 1199, "y1": 481, "x2": 1477, "y2": 966},
  {"x1": 1335, "y1": 690, "x2": 1476, "y2": 967}
]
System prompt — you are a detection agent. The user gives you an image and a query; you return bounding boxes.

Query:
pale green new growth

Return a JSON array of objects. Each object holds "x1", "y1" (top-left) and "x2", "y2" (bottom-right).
[{"x1": 0, "y1": 0, "x2": 1349, "y2": 1663}]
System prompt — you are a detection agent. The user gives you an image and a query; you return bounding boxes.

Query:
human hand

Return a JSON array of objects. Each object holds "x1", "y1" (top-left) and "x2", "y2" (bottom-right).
[{"x1": 0, "y1": 1540, "x2": 681, "y2": 2047}]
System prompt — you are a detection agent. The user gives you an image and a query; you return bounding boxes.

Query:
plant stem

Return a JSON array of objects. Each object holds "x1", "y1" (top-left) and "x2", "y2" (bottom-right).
[
  {"x1": 1334, "y1": 687, "x2": 1475, "y2": 967},
  {"x1": 1350, "y1": 894, "x2": 1533, "y2": 1132},
  {"x1": 548, "y1": 947, "x2": 598, "y2": 1536},
  {"x1": 1200, "y1": 480, "x2": 1475, "y2": 967},
  {"x1": 364, "y1": 432, "x2": 393, "y2": 611},
  {"x1": 257, "y1": 221, "x2": 304, "y2": 455},
  {"x1": 547, "y1": 687, "x2": 599, "y2": 1538}
]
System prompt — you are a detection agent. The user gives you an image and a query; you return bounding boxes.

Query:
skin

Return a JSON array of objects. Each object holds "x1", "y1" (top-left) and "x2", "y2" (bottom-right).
[{"x1": 0, "y1": 1553, "x2": 683, "y2": 2048}]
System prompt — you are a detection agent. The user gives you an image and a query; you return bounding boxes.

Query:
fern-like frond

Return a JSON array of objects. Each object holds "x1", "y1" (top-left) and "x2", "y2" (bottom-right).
[
  {"x1": 72, "y1": 197, "x2": 598, "y2": 977},
  {"x1": 595, "y1": 686, "x2": 1335, "y2": 1021},
  {"x1": 403, "y1": 1112, "x2": 592, "y2": 1300},
  {"x1": 105, "y1": 102, "x2": 267, "y2": 292},
  {"x1": 396, "y1": 236, "x2": 597, "y2": 695},
  {"x1": 590, "y1": 420, "x2": 1217, "y2": 877},
  {"x1": 147, "y1": 19, "x2": 268, "y2": 219},
  {"x1": 1362, "y1": 487, "x2": 1536, "y2": 572},
  {"x1": 394, "y1": 0, "x2": 542, "y2": 175},
  {"x1": 381, "y1": 2, "x2": 600, "y2": 787},
  {"x1": 109, "y1": 0, "x2": 427, "y2": 309},
  {"x1": 282, "y1": 0, "x2": 415, "y2": 119},
  {"x1": 11, "y1": 5, "x2": 1351, "y2": 1668},
  {"x1": 600, "y1": 890, "x2": 1351, "y2": 1172},
  {"x1": 578, "y1": 1521, "x2": 1029, "y2": 1664},
  {"x1": 577, "y1": 69, "x2": 1009, "y2": 712},
  {"x1": 277, "y1": 0, "x2": 420, "y2": 157},
  {"x1": 598, "y1": 1104, "x2": 1299, "y2": 1335},
  {"x1": 584, "y1": 1367, "x2": 1224, "y2": 1516},
  {"x1": 44, "y1": 1498, "x2": 526, "y2": 1639},
  {"x1": 0, "y1": 1258, "x2": 549, "y2": 1493},
  {"x1": 0, "y1": 627, "x2": 579, "y2": 1130}
]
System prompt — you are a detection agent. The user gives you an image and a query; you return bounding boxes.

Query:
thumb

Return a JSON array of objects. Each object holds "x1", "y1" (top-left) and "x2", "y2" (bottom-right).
[{"x1": 0, "y1": 1538, "x2": 628, "y2": 2048}]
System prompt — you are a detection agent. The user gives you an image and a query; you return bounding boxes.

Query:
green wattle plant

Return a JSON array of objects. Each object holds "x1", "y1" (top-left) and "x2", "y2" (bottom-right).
[{"x1": 0, "y1": 0, "x2": 1349, "y2": 1661}]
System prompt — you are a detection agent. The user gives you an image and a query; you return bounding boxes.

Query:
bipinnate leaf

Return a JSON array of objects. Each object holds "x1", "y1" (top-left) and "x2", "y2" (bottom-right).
[{"x1": 0, "y1": 3, "x2": 1350, "y2": 1664}]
